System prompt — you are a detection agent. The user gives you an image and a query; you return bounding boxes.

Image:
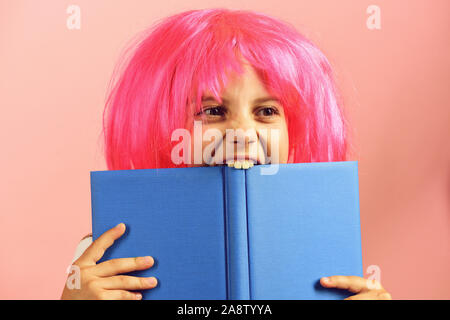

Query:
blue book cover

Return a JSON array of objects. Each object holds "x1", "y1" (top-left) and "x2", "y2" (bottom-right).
[{"x1": 90, "y1": 161, "x2": 363, "y2": 300}]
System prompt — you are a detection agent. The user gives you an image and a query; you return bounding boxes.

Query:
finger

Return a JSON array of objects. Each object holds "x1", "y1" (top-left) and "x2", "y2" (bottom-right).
[
  {"x1": 78, "y1": 223, "x2": 126, "y2": 266},
  {"x1": 98, "y1": 275, "x2": 158, "y2": 290},
  {"x1": 320, "y1": 276, "x2": 375, "y2": 294},
  {"x1": 97, "y1": 290, "x2": 143, "y2": 300},
  {"x1": 345, "y1": 290, "x2": 392, "y2": 300},
  {"x1": 93, "y1": 256, "x2": 154, "y2": 277}
]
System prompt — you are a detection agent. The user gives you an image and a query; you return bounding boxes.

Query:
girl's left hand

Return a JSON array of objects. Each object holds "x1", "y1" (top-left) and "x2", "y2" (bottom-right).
[{"x1": 320, "y1": 276, "x2": 392, "y2": 300}]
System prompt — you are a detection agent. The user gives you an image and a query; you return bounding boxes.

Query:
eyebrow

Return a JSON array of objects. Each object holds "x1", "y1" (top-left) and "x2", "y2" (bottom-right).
[{"x1": 201, "y1": 96, "x2": 280, "y2": 104}]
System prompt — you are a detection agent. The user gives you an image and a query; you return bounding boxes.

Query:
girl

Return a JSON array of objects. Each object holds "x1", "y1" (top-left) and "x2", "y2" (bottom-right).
[{"x1": 61, "y1": 8, "x2": 391, "y2": 300}]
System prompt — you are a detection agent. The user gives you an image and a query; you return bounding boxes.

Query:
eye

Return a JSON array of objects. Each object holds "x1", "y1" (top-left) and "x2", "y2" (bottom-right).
[
  {"x1": 255, "y1": 106, "x2": 279, "y2": 117},
  {"x1": 195, "y1": 106, "x2": 226, "y2": 117}
]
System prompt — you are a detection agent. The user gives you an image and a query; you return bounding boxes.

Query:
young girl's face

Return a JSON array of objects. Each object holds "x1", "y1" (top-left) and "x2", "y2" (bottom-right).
[{"x1": 186, "y1": 62, "x2": 290, "y2": 167}]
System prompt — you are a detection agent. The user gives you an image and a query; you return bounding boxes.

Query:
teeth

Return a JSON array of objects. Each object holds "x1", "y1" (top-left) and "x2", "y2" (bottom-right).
[{"x1": 226, "y1": 160, "x2": 255, "y2": 169}]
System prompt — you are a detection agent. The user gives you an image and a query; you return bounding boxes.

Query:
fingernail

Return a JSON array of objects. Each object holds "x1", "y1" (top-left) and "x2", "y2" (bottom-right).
[
  {"x1": 146, "y1": 277, "x2": 157, "y2": 286},
  {"x1": 116, "y1": 223, "x2": 125, "y2": 229},
  {"x1": 143, "y1": 256, "x2": 153, "y2": 264},
  {"x1": 322, "y1": 277, "x2": 330, "y2": 284},
  {"x1": 135, "y1": 293, "x2": 142, "y2": 300}
]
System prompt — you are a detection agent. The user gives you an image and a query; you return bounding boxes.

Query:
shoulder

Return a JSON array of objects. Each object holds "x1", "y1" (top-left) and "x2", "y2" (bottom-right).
[
  {"x1": 72, "y1": 233, "x2": 93, "y2": 263},
  {"x1": 81, "y1": 233, "x2": 92, "y2": 241}
]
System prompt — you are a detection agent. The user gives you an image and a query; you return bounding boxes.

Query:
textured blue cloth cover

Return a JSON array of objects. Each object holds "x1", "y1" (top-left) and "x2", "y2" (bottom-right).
[{"x1": 90, "y1": 161, "x2": 363, "y2": 300}]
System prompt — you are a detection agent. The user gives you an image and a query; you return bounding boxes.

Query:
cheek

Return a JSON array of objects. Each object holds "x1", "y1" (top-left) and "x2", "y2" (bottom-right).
[
  {"x1": 280, "y1": 126, "x2": 289, "y2": 163},
  {"x1": 268, "y1": 127, "x2": 289, "y2": 163},
  {"x1": 265, "y1": 122, "x2": 289, "y2": 163},
  {"x1": 188, "y1": 124, "x2": 226, "y2": 165}
]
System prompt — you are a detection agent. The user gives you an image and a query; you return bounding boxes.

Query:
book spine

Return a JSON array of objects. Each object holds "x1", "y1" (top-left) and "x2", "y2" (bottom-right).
[
  {"x1": 353, "y1": 161, "x2": 364, "y2": 277},
  {"x1": 90, "y1": 171, "x2": 100, "y2": 241},
  {"x1": 223, "y1": 167, "x2": 250, "y2": 300}
]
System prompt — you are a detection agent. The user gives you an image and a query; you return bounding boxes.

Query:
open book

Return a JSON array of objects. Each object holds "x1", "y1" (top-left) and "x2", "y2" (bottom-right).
[{"x1": 91, "y1": 161, "x2": 363, "y2": 300}]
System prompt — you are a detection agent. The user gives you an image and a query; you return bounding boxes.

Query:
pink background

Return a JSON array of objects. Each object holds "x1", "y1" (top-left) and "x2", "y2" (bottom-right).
[{"x1": 0, "y1": 0, "x2": 449, "y2": 299}]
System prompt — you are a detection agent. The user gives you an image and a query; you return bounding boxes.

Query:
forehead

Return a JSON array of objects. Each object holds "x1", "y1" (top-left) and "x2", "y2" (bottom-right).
[{"x1": 202, "y1": 63, "x2": 275, "y2": 102}]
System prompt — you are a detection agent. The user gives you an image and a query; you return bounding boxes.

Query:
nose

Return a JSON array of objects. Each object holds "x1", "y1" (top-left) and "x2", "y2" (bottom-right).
[
  {"x1": 229, "y1": 130, "x2": 257, "y2": 146},
  {"x1": 225, "y1": 118, "x2": 258, "y2": 145}
]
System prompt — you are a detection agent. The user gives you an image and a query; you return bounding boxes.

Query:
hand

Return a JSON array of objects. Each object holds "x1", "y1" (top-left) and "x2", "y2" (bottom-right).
[
  {"x1": 320, "y1": 275, "x2": 392, "y2": 300},
  {"x1": 61, "y1": 223, "x2": 158, "y2": 300}
]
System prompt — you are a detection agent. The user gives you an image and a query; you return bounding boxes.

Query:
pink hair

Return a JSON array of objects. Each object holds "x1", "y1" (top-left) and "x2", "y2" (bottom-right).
[{"x1": 102, "y1": 8, "x2": 349, "y2": 170}]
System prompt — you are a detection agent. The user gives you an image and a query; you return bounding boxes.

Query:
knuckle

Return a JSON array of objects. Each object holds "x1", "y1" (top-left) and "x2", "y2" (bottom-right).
[
  {"x1": 94, "y1": 249, "x2": 106, "y2": 261},
  {"x1": 349, "y1": 275, "x2": 363, "y2": 285},
  {"x1": 110, "y1": 259, "x2": 120, "y2": 269},
  {"x1": 92, "y1": 288, "x2": 106, "y2": 300},
  {"x1": 101, "y1": 234, "x2": 115, "y2": 246},
  {"x1": 139, "y1": 277, "x2": 149, "y2": 288},
  {"x1": 117, "y1": 275, "x2": 128, "y2": 286},
  {"x1": 73, "y1": 258, "x2": 89, "y2": 269},
  {"x1": 84, "y1": 266, "x2": 97, "y2": 278},
  {"x1": 121, "y1": 291, "x2": 133, "y2": 300},
  {"x1": 85, "y1": 279, "x2": 98, "y2": 291}
]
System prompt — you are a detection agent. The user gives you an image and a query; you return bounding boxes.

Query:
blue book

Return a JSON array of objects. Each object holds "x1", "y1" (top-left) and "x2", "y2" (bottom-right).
[{"x1": 91, "y1": 161, "x2": 363, "y2": 300}]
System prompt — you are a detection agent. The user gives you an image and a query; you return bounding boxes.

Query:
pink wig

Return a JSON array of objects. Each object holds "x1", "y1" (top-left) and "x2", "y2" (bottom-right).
[{"x1": 102, "y1": 8, "x2": 349, "y2": 170}]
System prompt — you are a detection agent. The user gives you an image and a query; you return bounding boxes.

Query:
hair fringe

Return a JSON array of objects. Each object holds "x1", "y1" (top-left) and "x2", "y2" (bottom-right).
[{"x1": 103, "y1": 8, "x2": 349, "y2": 169}]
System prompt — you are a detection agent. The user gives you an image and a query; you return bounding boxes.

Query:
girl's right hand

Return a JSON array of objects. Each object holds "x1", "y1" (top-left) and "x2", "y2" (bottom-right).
[{"x1": 61, "y1": 223, "x2": 157, "y2": 300}]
